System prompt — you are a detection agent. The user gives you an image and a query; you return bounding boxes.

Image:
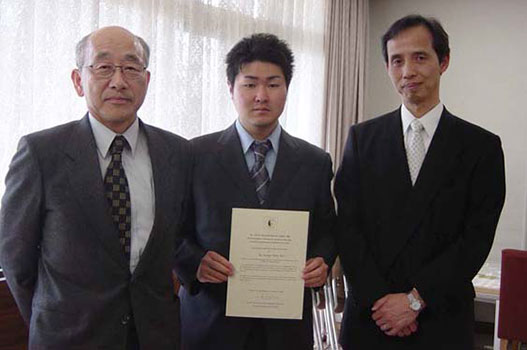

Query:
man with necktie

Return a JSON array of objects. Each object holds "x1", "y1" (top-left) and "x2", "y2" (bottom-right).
[
  {"x1": 335, "y1": 14, "x2": 506, "y2": 349},
  {"x1": 0, "y1": 26, "x2": 190, "y2": 349},
  {"x1": 174, "y1": 33, "x2": 336, "y2": 350}
]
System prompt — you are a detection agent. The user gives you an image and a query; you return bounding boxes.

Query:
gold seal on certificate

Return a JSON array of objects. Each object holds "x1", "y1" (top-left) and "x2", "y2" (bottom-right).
[{"x1": 226, "y1": 208, "x2": 309, "y2": 320}]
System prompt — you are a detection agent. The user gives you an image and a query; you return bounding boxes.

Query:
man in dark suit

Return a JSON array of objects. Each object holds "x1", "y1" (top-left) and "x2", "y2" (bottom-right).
[
  {"x1": 0, "y1": 26, "x2": 189, "y2": 349},
  {"x1": 174, "y1": 33, "x2": 336, "y2": 350},
  {"x1": 335, "y1": 15, "x2": 506, "y2": 349}
]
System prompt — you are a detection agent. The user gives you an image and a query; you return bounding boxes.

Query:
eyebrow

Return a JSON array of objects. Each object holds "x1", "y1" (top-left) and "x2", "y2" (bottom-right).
[
  {"x1": 241, "y1": 75, "x2": 283, "y2": 81},
  {"x1": 93, "y1": 52, "x2": 142, "y2": 64}
]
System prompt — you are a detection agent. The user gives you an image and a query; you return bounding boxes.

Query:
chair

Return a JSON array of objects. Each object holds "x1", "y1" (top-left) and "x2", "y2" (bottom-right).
[
  {"x1": 498, "y1": 249, "x2": 527, "y2": 350},
  {"x1": 0, "y1": 268, "x2": 28, "y2": 350}
]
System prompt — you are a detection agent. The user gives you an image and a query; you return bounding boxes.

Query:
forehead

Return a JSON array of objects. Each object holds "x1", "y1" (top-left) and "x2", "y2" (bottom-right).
[
  {"x1": 236, "y1": 61, "x2": 285, "y2": 80},
  {"x1": 387, "y1": 25, "x2": 434, "y2": 56},
  {"x1": 87, "y1": 29, "x2": 144, "y2": 62}
]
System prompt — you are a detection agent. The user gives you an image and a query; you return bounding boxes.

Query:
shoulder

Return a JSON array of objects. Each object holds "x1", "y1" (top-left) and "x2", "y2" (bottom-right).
[
  {"x1": 351, "y1": 109, "x2": 399, "y2": 135},
  {"x1": 445, "y1": 111, "x2": 501, "y2": 145},
  {"x1": 142, "y1": 122, "x2": 189, "y2": 146}
]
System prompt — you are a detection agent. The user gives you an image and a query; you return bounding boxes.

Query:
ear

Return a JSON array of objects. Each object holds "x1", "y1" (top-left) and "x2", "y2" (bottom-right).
[
  {"x1": 145, "y1": 70, "x2": 151, "y2": 85},
  {"x1": 439, "y1": 54, "x2": 450, "y2": 74},
  {"x1": 228, "y1": 80, "x2": 234, "y2": 97},
  {"x1": 71, "y1": 69, "x2": 85, "y2": 97}
]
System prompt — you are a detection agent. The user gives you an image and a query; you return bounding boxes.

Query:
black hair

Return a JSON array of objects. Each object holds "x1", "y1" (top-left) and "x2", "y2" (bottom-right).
[
  {"x1": 226, "y1": 33, "x2": 294, "y2": 87},
  {"x1": 382, "y1": 14, "x2": 450, "y2": 64}
]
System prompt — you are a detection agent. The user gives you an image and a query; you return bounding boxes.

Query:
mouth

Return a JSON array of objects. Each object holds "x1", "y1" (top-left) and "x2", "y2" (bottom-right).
[
  {"x1": 403, "y1": 82, "x2": 421, "y2": 90},
  {"x1": 105, "y1": 97, "x2": 132, "y2": 104},
  {"x1": 252, "y1": 107, "x2": 271, "y2": 113}
]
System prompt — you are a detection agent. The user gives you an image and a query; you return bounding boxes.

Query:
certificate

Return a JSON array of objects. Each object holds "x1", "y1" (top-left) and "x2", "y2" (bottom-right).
[{"x1": 226, "y1": 208, "x2": 309, "y2": 319}]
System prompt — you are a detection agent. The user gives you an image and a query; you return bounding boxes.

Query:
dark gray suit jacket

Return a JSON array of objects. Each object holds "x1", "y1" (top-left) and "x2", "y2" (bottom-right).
[
  {"x1": 335, "y1": 108, "x2": 506, "y2": 349},
  {"x1": 0, "y1": 115, "x2": 191, "y2": 349},
  {"x1": 174, "y1": 124, "x2": 336, "y2": 350}
]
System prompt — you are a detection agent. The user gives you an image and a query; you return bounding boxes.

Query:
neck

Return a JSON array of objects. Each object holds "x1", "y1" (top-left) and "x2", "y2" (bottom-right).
[
  {"x1": 404, "y1": 99, "x2": 439, "y2": 118},
  {"x1": 241, "y1": 121, "x2": 278, "y2": 141}
]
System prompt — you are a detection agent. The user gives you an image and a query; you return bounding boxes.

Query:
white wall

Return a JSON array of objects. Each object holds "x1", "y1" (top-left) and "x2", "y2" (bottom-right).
[{"x1": 366, "y1": 0, "x2": 527, "y2": 264}]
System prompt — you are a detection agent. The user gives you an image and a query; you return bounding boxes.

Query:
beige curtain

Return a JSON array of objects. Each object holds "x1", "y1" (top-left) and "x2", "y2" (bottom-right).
[{"x1": 322, "y1": 0, "x2": 369, "y2": 166}]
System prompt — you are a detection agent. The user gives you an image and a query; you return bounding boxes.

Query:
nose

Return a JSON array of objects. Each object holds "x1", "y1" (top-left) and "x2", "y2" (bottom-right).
[
  {"x1": 108, "y1": 68, "x2": 129, "y2": 90},
  {"x1": 402, "y1": 61, "x2": 417, "y2": 79},
  {"x1": 254, "y1": 85, "x2": 269, "y2": 103}
]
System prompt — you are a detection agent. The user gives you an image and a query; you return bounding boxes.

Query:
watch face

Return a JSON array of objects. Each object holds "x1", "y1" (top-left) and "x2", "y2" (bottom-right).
[{"x1": 410, "y1": 300, "x2": 421, "y2": 311}]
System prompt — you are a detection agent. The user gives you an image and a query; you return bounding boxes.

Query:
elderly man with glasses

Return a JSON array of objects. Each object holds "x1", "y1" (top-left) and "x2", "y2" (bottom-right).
[{"x1": 0, "y1": 26, "x2": 190, "y2": 349}]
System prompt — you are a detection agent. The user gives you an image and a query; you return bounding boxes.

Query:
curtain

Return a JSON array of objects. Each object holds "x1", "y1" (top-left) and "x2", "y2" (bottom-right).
[
  {"x1": 0, "y1": 0, "x2": 326, "y2": 197},
  {"x1": 322, "y1": 0, "x2": 368, "y2": 167}
]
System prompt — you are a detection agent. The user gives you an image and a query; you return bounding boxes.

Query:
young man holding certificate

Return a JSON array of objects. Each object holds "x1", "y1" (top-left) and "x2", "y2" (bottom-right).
[{"x1": 174, "y1": 33, "x2": 336, "y2": 350}]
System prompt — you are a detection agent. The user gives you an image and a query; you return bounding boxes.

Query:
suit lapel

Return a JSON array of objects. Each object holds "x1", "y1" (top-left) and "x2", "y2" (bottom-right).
[
  {"x1": 215, "y1": 124, "x2": 260, "y2": 206},
  {"x1": 379, "y1": 109, "x2": 463, "y2": 269},
  {"x1": 132, "y1": 121, "x2": 185, "y2": 277},
  {"x1": 265, "y1": 130, "x2": 301, "y2": 208},
  {"x1": 63, "y1": 114, "x2": 128, "y2": 269}
]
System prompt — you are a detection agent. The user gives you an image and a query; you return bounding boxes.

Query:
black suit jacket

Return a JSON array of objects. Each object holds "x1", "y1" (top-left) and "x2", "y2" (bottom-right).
[
  {"x1": 335, "y1": 108, "x2": 505, "y2": 349},
  {"x1": 0, "y1": 115, "x2": 191, "y2": 349},
  {"x1": 174, "y1": 124, "x2": 336, "y2": 350}
]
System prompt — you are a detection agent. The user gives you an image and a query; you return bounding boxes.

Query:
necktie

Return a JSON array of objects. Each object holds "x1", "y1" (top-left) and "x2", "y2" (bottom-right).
[
  {"x1": 407, "y1": 119, "x2": 425, "y2": 185},
  {"x1": 250, "y1": 140, "x2": 272, "y2": 205},
  {"x1": 104, "y1": 136, "x2": 132, "y2": 260}
]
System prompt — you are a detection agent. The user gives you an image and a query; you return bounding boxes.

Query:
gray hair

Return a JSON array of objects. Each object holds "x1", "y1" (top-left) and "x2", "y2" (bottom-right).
[{"x1": 75, "y1": 32, "x2": 150, "y2": 68}]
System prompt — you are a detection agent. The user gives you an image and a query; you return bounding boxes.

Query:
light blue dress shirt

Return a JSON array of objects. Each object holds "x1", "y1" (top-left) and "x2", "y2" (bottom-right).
[{"x1": 235, "y1": 119, "x2": 281, "y2": 178}]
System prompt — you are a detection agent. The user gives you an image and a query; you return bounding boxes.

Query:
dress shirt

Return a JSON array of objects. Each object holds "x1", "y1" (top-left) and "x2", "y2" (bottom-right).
[
  {"x1": 89, "y1": 114, "x2": 155, "y2": 273},
  {"x1": 401, "y1": 102, "x2": 443, "y2": 153},
  {"x1": 235, "y1": 119, "x2": 281, "y2": 178}
]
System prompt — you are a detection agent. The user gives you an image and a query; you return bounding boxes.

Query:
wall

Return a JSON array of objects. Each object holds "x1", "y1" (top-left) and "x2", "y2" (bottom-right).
[{"x1": 366, "y1": 0, "x2": 527, "y2": 263}]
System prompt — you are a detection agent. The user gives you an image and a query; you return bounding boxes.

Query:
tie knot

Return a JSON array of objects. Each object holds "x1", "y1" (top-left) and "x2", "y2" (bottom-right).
[
  {"x1": 110, "y1": 136, "x2": 129, "y2": 155},
  {"x1": 252, "y1": 140, "x2": 272, "y2": 158},
  {"x1": 410, "y1": 119, "x2": 424, "y2": 132}
]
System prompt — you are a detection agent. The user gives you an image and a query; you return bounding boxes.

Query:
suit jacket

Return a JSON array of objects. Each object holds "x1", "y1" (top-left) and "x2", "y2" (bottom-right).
[
  {"x1": 174, "y1": 124, "x2": 336, "y2": 350},
  {"x1": 0, "y1": 115, "x2": 191, "y2": 349},
  {"x1": 335, "y1": 108, "x2": 505, "y2": 349}
]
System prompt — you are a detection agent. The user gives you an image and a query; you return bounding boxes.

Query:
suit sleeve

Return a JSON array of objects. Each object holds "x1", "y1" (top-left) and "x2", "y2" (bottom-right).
[
  {"x1": 0, "y1": 137, "x2": 43, "y2": 324},
  {"x1": 173, "y1": 145, "x2": 206, "y2": 295},
  {"x1": 411, "y1": 135, "x2": 506, "y2": 310},
  {"x1": 306, "y1": 152, "x2": 337, "y2": 267},
  {"x1": 335, "y1": 126, "x2": 390, "y2": 309}
]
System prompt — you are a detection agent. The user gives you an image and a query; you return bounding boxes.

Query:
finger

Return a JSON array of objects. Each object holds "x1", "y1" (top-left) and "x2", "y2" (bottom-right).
[
  {"x1": 409, "y1": 322, "x2": 418, "y2": 333},
  {"x1": 207, "y1": 252, "x2": 234, "y2": 273},
  {"x1": 197, "y1": 261, "x2": 230, "y2": 283},
  {"x1": 304, "y1": 276, "x2": 326, "y2": 288},
  {"x1": 372, "y1": 296, "x2": 387, "y2": 311},
  {"x1": 302, "y1": 264, "x2": 327, "y2": 281},
  {"x1": 303, "y1": 257, "x2": 323, "y2": 272}
]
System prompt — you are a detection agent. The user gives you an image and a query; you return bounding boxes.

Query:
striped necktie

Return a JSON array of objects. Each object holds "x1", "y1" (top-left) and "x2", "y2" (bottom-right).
[{"x1": 250, "y1": 140, "x2": 272, "y2": 205}]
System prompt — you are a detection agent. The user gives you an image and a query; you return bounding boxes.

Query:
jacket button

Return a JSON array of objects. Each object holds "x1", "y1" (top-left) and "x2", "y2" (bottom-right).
[{"x1": 121, "y1": 315, "x2": 130, "y2": 325}]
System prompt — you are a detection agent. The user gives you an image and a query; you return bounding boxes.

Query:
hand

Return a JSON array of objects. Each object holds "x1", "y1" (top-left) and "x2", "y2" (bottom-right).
[
  {"x1": 396, "y1": 320, "x2": 418, "y2": 337},
  {"x1": 302, "y1": 257, "x2": 328, "y2": 288},
  {"x1": 196, "y1": 251, "x2": 233, "y2": 283},
  {"x1": 371, "y1": 293, "x2": 418, "y2": 336}
]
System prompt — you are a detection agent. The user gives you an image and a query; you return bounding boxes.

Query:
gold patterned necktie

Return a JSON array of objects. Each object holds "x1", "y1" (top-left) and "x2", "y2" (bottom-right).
[
  {"x1": 104, "y1": 136, "x2": 132, "y2": 260},
  {"x1": 250, "y1": 140, "x2": 272, "y2": 205}
]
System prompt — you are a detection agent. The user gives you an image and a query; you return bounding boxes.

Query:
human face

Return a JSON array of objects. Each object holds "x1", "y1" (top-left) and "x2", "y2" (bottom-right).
[
  {"x1": 386, "y1": 25, "x2": 449, "y2": 117},
  {"x1": 229, "y1": 61, "x2": 287, "y2": 140},
  {"x1": 71, "y1": 26, "x2": 150, "y2": 133}
]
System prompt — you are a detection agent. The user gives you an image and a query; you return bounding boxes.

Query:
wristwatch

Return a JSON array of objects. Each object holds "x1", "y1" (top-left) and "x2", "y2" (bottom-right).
[{"x1": 407, "y1": 291, "x2": 422, "y2": 312}]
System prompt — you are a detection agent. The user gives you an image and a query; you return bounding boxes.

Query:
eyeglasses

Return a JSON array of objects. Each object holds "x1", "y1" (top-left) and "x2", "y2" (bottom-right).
[{"x1": 85, "y1": 63, "x2": 147, "y2": 80}]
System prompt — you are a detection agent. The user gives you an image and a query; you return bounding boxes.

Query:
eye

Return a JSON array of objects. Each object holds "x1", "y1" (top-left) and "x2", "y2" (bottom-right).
[
  {"x1": 124, "y1": 65, "x2": 141, "y2": 73},
  {"x1": 269, "y1": 83, "x2": 281, "y2": 88},
  {"x1": 243, "y1": 83, "x2": 256, "y2": 88},
  {"x1": 416, "y1": 54, "x2": 427, "y2": 61},
  {"x1": 391, "y1": 58, "x2": 402, "y2": 67},
  {"x1": 94, "y1": 64, "x2": 113, "y2": 71}
]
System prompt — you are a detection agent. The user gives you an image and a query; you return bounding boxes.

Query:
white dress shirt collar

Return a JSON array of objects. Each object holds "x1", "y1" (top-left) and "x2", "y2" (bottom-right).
[
  {"x1": 401, "y1": 102, "x2": 443, "y2": 139},
  {"x1": 88, "y1": 114, "x2": 140, "y2": 158}
]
